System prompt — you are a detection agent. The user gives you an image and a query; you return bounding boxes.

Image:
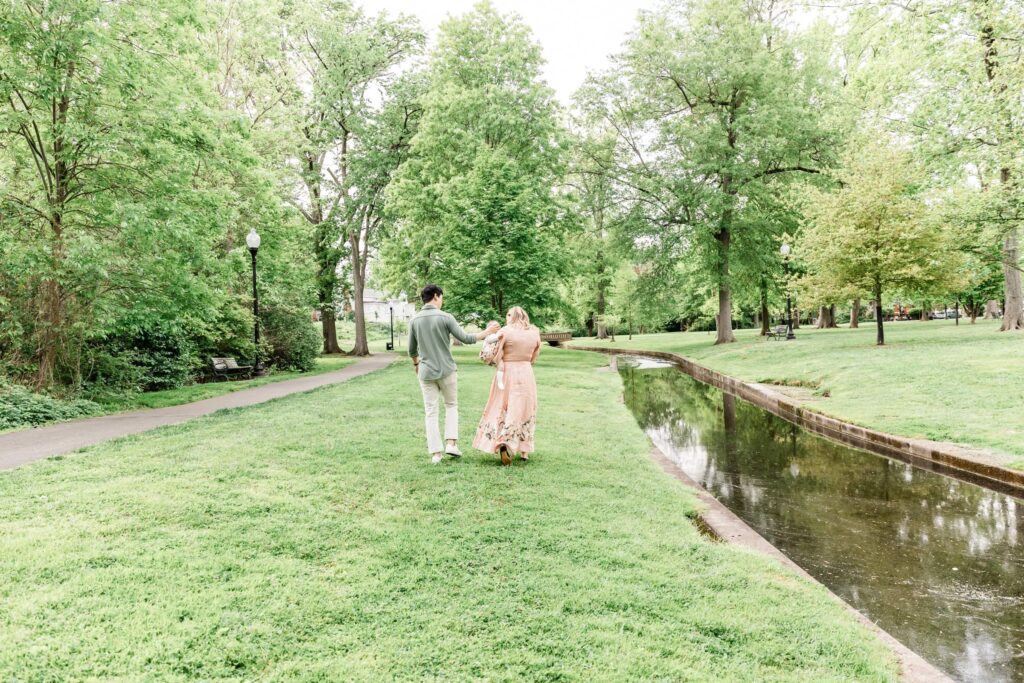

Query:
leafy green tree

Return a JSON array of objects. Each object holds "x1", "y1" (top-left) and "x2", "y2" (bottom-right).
[
  {"x1": 338, "y1": 72, "x2": 425, "y2": 354},
  {"x1": 607, "y1": 263, "x2": 681, "y2": 336},
  {"x1": 383, "y1": 1, "x2": 568, "y2": 323},
  {"x1": 0, "y1": 0, "x2": 238, "y2": 387},
  {"x1": 800, "y1": 142, "x2": 960, "y2": 345},
  {"x1": 0, "y1": 0, "x2": 321, "y2": 394},
  {"x1": 879, "y1": 0, "x2": 1024, "y2": 330},
  {"x1": 264, "y1": 0, "x2": 422, "y2": 353},
  {"x1": 580, "y1": 0, "x2": 840, "y2": 344},
  {"x1": 563, "y1": 130, "x2": 622, "y2": 337}
]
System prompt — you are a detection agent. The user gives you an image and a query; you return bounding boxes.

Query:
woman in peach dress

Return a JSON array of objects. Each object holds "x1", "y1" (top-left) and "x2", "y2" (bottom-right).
[{"x1": 473, "y1": 306, "x2": 541, "y2": 465}]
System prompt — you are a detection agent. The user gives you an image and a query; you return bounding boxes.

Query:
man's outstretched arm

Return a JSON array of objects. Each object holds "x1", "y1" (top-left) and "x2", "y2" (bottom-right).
[{"x1": 446, "y1": 316, "x2": 496, "y2": 344}]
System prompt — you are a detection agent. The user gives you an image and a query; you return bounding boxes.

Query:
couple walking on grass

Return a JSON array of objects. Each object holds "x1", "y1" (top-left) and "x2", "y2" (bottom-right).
[{"x1": 408, "y1": 283, "x2": 541, "y2": 466}]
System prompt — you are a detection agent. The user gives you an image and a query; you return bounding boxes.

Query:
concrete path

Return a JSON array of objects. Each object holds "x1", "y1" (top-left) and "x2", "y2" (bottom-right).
[{"x1": 0, "y1": 353, "x2": 396, "y2": 471}]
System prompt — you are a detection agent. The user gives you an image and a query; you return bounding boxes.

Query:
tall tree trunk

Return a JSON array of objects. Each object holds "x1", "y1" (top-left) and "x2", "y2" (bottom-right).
[
  {"x1": 36, "y1": 240, "x2": 64, "y2": 389},
  {"x1": 349, "y1": 234, "x2": 370, "y2": 356},
  {"x1": 595, "y1": 257, "x2": 608, "y2": 340},
  {"x1": 316, "y1": 225, "x2": 343, "y2": 355},
  {"x1": 984, "y1": 299, "x2": 1000, "y2": 319},
  {"x1": 850, "y1": 298, "x2": 860, "y2": 328},
  {"x1": 874, "y1": 281, "x2": 885, "y2": 346},
  {"x1": 715, "y1": 121, "x2": 739, "y2": 345},
  {"x1": 983, "y1": 21, "x2": 1023, "y2": 331},
  {"x1": 34, "y1": 78, "x2": 74, "y2": 388},
  {"x1": 792, "y1": 306, "x2": 800, "y2": 329},
  {"x1": 1000, "y1": 230, "x2": 1024, "y2": 330},
  {"x1": 759, "y1": 278, "x2": 770, "y2": 335},
  {"x1": 920, "y1": 302, "x2": 929, "y2": 321},
  {"x1": 816, "y1": 305, "x2": 837, "y2": 329},
  {"x1": 319, "y1": 290, "x2": 342, "y2": 354},
  {"x1": 714, "y1": 226, "x2": 735, "y2": 344},
  {"x1": 307, "y1": 156, "x2": 343, "y2": 355}
]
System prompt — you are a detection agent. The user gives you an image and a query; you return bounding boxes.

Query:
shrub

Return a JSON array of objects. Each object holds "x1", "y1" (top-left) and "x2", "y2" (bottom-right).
[
  {"x1": 0, "y1": 381, "x2": 100, "y2": 430},
  {"x1": 260, "y1": 305, "x2": 322, "y2": 372},
  {"x1": 86, "y1": 320, "x2": 199, "y2": 392}
]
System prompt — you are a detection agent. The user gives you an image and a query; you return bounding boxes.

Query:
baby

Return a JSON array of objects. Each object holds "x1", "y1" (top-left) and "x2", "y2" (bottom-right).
[
  {"x1": 480, "y1": 320, "x2": 505, "y2": 389},
  {"x1": 483, "y1": 320, "x2": 501, "y2": 347}
]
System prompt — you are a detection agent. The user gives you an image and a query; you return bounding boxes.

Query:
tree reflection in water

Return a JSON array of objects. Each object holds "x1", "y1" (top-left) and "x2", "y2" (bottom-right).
[{"x1": 619, "y1": 360, "x2": 1024, "y2": 683}]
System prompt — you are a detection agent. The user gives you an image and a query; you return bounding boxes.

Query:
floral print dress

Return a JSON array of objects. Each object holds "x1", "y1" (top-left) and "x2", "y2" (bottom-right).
[{"x1": 473, "y1": 326, "x2": 541, "y2": 455}]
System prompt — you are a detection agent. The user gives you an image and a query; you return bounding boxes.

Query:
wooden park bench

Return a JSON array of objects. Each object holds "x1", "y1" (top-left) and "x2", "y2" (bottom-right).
[
  {"x1": 540, "y1": 331, "x2": 573, "y2": 347},
  {"x1": 765, "y1": 325, "x2": 789, "y2": 341},
  {"x1": 210, "y1": 357, "x2": 253, "y2": 381}
]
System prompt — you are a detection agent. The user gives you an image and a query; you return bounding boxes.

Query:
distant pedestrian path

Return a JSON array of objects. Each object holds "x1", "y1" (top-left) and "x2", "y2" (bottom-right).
[{"x1": 0, "y1": 354, "x2": 396, "y2": 470}]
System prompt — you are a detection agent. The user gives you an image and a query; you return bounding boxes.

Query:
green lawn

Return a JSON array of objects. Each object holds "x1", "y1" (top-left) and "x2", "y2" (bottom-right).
[
  {"x1": 580, "y1": 320, "x2": 1024, "y2": 463},
  {"x1": 94, "y1": 355, "x2": 356, "y2": 412},
  {"x1": 0, "y1": 348, "x2": 895, "y2": 681}
]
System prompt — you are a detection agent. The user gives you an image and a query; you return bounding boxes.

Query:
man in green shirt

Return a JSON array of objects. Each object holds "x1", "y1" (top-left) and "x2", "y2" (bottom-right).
[{"x1": 409, "y1": 284, "x2": 499, "y2": 464}]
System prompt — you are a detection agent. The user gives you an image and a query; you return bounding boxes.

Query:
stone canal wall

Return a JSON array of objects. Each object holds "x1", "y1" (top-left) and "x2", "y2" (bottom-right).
[{"x1": 569, "y1": 344, "x2": 1024, "y2": 497}]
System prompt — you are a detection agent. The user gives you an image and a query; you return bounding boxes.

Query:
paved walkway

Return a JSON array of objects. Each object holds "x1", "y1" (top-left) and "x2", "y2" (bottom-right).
[{"x1": 0, "y1": 353, "x2": 396, "y2": 471}]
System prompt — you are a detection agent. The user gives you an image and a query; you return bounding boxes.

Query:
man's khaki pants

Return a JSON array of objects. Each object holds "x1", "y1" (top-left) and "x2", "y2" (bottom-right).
[{"x1": 419, "y1": 372, "x2": 459, "y2": 454}]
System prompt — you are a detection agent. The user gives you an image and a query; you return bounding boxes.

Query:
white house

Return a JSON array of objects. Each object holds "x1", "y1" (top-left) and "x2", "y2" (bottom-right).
[{"x1": 361, "y1": 289, "x2": 415, "y2": 326}]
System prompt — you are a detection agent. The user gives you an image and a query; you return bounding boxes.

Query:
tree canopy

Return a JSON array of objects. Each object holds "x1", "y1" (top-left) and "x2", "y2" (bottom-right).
[
  {"x1": 382, "y1": 1, "x2": 568, "y2": 323},
  {"x1": 2, "y1": 0, "x2": 1022, "y2": 400}
]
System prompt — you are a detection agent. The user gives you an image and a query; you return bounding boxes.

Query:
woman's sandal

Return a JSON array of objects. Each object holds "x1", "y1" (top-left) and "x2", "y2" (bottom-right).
[
  {"x1": 519, "y1": 454, "x2": 529, "y2": 461},
  {"x1": 499, "y1": 445, "x2": 511, "y2": 466}
]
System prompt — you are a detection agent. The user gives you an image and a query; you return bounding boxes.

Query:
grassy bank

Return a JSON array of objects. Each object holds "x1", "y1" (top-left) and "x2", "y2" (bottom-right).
[
  {"x1": 0, "y1": 348, "x2": 895, "y2": 681},
  {"x1": 579, "y1": 320, "x2": 1024, "y2": 464}
]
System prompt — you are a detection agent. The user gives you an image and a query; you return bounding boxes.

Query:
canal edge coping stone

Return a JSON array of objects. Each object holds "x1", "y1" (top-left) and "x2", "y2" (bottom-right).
[
  {"x1": 569, "y1": 343, "x2": 1024, "y2": 497},
  {"x1": 645, "y1": 443, "x2": 952, "y2": 683}
]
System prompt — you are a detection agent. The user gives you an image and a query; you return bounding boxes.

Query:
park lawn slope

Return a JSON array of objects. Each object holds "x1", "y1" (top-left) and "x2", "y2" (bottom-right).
[
  {"x1": 0, "y1": 349, "x2": 895, "y2": 681},
  {"x1": 578, "y1": 321, "x2": 1024, "y2": 464}
]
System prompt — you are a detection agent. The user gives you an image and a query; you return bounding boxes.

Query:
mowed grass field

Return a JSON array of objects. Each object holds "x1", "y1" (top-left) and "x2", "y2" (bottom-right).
[
  {"x1": 578, "y1": 320, "x2": 1024, "y2": 464},
  {"x1": 0, "y1": 348, "x2": 896, "y2": 681}
]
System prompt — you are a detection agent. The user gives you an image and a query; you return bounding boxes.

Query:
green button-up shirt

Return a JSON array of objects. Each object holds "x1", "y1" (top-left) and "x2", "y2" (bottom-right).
[{"x1": 408, "y1": 304, "x2": 478, "y2": 381}]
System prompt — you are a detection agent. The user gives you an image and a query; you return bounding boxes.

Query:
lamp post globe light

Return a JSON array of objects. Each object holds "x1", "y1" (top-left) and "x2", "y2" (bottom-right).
[
  {"x1": 780, "y1": 242, "x2": 795, "y2": 341},
  {"x1": 246, "y1": 228, "x2": 266, "y2": 377}
]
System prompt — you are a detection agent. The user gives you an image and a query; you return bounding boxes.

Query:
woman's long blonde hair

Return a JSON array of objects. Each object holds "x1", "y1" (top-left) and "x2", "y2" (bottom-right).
[{"x1": 506, "y1": 306, "x2": 533, "y2": 330}]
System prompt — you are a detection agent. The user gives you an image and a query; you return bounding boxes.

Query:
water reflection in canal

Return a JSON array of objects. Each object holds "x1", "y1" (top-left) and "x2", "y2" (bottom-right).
[{"x1": 619, "y1": 357, "x2": 1024, "y2": 682}]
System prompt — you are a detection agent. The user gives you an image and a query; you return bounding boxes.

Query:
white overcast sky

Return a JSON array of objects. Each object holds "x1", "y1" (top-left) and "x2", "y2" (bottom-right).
[
  {"x1": 362, "y1": 0, "x2": 656, "y2": 103},
  {"x1": 363, "y1": 1, "x2": 830, "y2": 104}
]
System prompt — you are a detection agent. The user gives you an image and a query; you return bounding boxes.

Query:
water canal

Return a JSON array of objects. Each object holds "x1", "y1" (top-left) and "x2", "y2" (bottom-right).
[{"x1": 618, "y1": 356, "x2": 1024, "y2": 682}]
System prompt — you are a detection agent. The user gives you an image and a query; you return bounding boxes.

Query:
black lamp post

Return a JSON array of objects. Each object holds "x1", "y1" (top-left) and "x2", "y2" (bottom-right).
[
  {"x1": 246, "y1": 228, "x2": 266, "y2": 377},
  {"x1": 387, "y1": 302, "x2": 395, "y2": 351},
  {"x1": 780, "y1": 242, "x2": 795, "y2": 340}
]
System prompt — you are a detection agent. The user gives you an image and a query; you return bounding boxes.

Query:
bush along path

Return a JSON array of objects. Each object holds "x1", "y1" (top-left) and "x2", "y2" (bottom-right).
[
  {"x1": 0, "y1": 348, "x2": 897, "y2": 681},
  {"x1": 0, "y1": 354, "x2": 393, "y2": 470}
]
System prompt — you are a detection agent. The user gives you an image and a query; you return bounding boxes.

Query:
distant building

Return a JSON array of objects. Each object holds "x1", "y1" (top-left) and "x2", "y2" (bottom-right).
[{"x1": 361, "y1": 289, "x2": 415, "y2": 325}]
